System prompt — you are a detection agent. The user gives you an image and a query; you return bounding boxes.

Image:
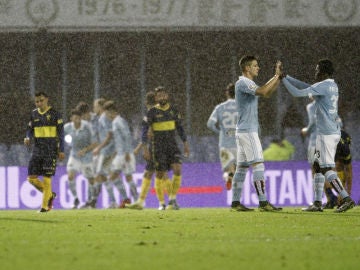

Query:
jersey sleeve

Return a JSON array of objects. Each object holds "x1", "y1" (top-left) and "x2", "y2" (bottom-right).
[
  {"x1": 175, "y1": 109, "x2": 187, "y2": 142},
  {"x1": 286, "y1": 75, "x2": 311, "y2": 89},
  {"x1": 238, "y1": 78, "x2": 258, "y2": 95},
  {"x1": 141, "y1": 113, "x2": 151, "y2": 144},
  {"x1": 120, "y1": 118, "x2": 133, "y2": 153},
  {"x1": 26, "y1": 111, "x2": 34, "y2": 139},
  {"x1": 207, "y1": 106, "x2": 220, "y2": 134},
  {"x1": 282, "y1": 77, "x2": 322, "y2": 98},
  {"x1": 56, "y1": 111, "x2": 65, "y2": 152},
  {"x1": 306, "y1": 104, "x2": 316, "y2": 133}
]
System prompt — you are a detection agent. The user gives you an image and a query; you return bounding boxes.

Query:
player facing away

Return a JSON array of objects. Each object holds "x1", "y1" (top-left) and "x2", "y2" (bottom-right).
[
  {"x1": 24, "y1": 92, "x2": 65, "y2": 212},
  {"x1": 282, "y1": 59, "x2": 355, "y2": 212},
  {"x1": 142, "y1": 86, "x2": 190, "y2": 210},
  {"x1": 207, "y1": 83, "x2": 237, "y2": 190},
  {"x1": 103, "y1": 100, "x2": 138, "y2": 207},
  {"x1": 64, "y1": 109, "x2": 98, "y2": 209},
  {"x1": 231, "y1": 55, "x2": 283, "y2": 212}
]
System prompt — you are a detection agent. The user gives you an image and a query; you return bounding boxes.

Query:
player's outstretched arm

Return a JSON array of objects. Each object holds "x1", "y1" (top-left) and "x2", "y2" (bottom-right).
[
  {"x1": 282, "y1": 78, "x2": 312, "y2": 97},
  {"x1": 255, "y1": 61, "x2": 282, "y2": 98}
]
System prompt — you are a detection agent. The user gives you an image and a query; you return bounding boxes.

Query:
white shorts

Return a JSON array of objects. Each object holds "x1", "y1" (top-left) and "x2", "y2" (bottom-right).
[
  {"x1": 95, "y1": 153, "x2": 114, "y2": 176},
  {"x1": 111, "y1": 153, "x2": 136, "y2": 175},
  {"x1": 235, "y1": 132, "x2": 264, "y2": 166},
  {"x1": 315, "y1": 134, "x2": 340, "y2": 168},
  {"x1": 219, "y1": 147, "x2": 237, "y2": 171},
  {"x1": 67, "y1": 156, "x2": 95, "y2": 179}
]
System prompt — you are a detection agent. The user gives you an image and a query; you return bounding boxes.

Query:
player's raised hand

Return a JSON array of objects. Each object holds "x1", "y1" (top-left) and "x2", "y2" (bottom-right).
[
  {"x1": 276, "y1": 60, "x2": 286, "y2": 79},
  {"x1": 275, "y1": 60, "x2": 283, "y2": 76}
]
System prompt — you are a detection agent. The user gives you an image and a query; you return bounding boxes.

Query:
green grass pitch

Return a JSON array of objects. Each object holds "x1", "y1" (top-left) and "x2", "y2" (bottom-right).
[{"x1": 1, "y1": 207, "x2": 359, "y2": 270}]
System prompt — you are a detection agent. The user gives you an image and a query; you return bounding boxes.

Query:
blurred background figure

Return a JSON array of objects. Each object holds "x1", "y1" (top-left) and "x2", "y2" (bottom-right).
[
  {"x1": 207, "y1": 83, "x2": 237, "y2": 190},
  {"x1": 263, "y1": 137, "x2": 295, "y2": 161}
]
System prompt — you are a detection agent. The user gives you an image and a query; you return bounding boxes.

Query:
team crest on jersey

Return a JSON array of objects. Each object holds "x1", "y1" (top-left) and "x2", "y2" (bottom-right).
[
  {"x1": 249, "y1": 83, "x2": 256, "y2": 90},
  {"x1": 46, "y1": 114, "x2": 51, "y2": 121}
]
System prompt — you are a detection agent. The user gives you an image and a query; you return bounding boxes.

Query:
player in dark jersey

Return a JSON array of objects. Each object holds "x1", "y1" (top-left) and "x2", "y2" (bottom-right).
[
  {"x1": 24, "y1": 92, "x2": 65, "y2": 212},
  {"x1": 142, "y1": 86, "x2": 190, "y2": 210},
  {"x1": 127, "y1": 91, "x2": 169, "y2": 210}
]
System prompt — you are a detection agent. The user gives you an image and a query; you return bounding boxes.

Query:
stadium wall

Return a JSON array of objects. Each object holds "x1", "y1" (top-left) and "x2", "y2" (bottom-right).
[
  {"x1": 0, "y1": 28, "x2": 359, "y2": 142},
  {"x1": 1, "y1": 161, "x2": 359, "y2": 210}
]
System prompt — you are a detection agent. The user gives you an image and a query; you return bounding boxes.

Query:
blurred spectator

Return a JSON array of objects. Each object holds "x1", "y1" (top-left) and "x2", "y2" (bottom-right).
[{"x1": 263, "y1": 137, "x2": 295, "y2": 161}]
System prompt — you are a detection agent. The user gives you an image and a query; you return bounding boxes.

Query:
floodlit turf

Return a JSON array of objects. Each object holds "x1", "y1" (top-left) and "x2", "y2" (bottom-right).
[{"x1": 1, "y1": 207, "x2": 359, "y2": 270}]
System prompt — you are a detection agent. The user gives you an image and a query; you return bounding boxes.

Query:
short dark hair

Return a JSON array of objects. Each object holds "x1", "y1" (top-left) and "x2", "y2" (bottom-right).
[
  {"x1": 239, "y1": 55, "x2": 258, "y2": 71},
  {"x1": 146, "y1": 91, "x2": 156, "y2": 106},
  {"x1": 35, "y1": 91, "x2": 48, "y2": 98},
  {"x1": 103, "y1": 100, "x2": 117, "y2": 112},
  {"x1": 318, "y1": 59, "x2": 334, "y2": 76},
  {"x1": 70, "y1": 108, "x2": 81, "y2": 117},
  {"x1": 76, "y1": 101, "x2": 91, "y2": 115},
  {"x1": 225, "y1": 83, "x2": 235, "y2": 98},
  {"x1": 94, "y1": 98, "x2": 106, "y2": 108},
  {"x1": 154, "y1": 86, "x2": 166, "y2": 94}
]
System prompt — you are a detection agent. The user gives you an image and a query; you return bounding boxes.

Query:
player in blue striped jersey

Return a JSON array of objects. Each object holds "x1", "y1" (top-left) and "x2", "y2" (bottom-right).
[
  {"x1": 207, "y1": 83, "x2": 237, "y2": 190},
  {"x1": 104, "y1": 100, "x2": 138, "y2": 207},
  {"x1": 91, "y1": 98, "x2": 117, "y2": 208},
  {"x1": 64, "y1": 109, "x2": 98, "y2": 209},
  {"x1": 232, "y1": 55, "x2": 283, "y2": 212},
  {"x1": 282, "y1": 59, "x2": 355, "y2": 212},
  {"x1": 76, "y1": 101, "x2": 100, "y2": 207}
]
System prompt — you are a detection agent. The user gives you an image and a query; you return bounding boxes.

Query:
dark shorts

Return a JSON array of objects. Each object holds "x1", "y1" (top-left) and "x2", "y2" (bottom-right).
[
  {"x1": 28, "y1": 154, "x2": 58, "y2": 176},
  {"x1": 153, "y1": 143, "x2": 182, "y2": 172},
  {"x1": 145, "y1": 159, "x2": 155, "y2": 171}
]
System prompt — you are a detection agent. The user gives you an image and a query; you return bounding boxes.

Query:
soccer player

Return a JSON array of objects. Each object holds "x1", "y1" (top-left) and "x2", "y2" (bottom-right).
[
  {"x1": 64, "y1": 109, "x2": 98, "y2": 209},
  {"x1": 76, "y1": 101, "x2": 100, "y2": 207},
  {"x1": 231, "y1": 55, "x2": 283, "y2": 212},
  {"x1": 127, "y1": 91, "x2": 170, "y2": 210},
  {"x1": 24, "y1": 92, "x2": 65, "y2": 212},
  {"x1": 207, "y1": 83, "x2": 237, "y2": 191},
  {"x1": 103, "y1": 100, "x2": 138, "y2": 207},
  {"x1": 335, "y1": 119, "x2": 352, "y2": 196},
  {"x1": 323, "y1": 117, "x2": 353, "y2": 209},
  {"x1": 91, "y1": 98, "x2": 117, "y2": 208},
  {"x1": 282, "y1": 59, "x2": 355, "y2": 212},
  {"x1": 301, "y1": 98, "x2": 338, "y2": 208},
  {"x1": 143, "y1": 86, "x2": 190, "y2": 210}
]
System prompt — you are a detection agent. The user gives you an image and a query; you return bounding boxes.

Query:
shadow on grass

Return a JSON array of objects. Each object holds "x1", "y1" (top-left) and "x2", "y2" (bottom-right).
[
  {"x1": 0, "y1": 217, "x2": 61, "y2": 223},
  {"x1": 258, "y1": 208, "x2": 360, "y2": 217}
]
